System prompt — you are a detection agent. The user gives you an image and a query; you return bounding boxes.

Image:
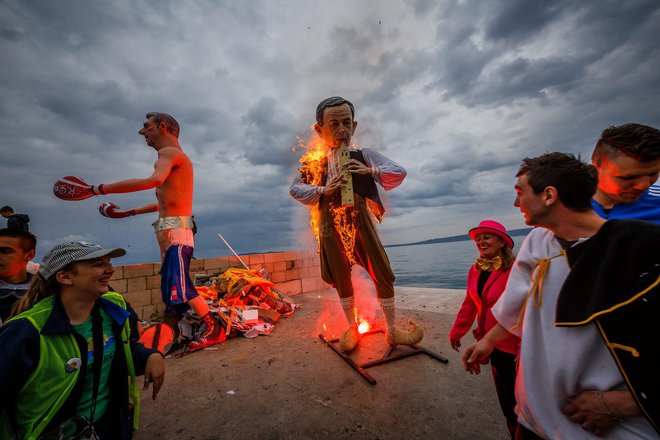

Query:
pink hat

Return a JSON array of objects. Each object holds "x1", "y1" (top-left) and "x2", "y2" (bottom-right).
[{"x1": 469, "y1": 220, "x2": 514, "y2": 249}]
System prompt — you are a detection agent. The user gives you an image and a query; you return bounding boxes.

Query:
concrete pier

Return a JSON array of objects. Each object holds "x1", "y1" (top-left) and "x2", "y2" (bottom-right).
[{"x1": 135, "y1": 286, "x2": 510, "y2": 440}]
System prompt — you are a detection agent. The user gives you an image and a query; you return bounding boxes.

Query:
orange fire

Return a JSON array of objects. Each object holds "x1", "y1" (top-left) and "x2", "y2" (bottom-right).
[
  {"x1": 352, "y1": 306, "x2": 371, "y2": 334},
  {"x1": 295, "y1": 131, "x2": 359, "y2": 264},
  {"x1": 330, "y1": 206, "x2": 358, "y2": 266},
  {"x1": 296, "y1": 132, "x2": 326, "y2": 247},
  {"x1": 357, "y1": 316, "x2": 371, "y2": 334}
]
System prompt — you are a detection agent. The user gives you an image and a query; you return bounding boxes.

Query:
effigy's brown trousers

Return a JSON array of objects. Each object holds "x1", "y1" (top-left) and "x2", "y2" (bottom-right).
[{"x1": 318, "y1": 194, "x2": 395, "y2": 300}]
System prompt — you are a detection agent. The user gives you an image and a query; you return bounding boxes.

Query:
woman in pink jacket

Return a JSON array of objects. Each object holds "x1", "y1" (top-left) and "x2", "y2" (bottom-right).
[{"x1": 449, "y1": 220, "x2": 520, "y2": 438}]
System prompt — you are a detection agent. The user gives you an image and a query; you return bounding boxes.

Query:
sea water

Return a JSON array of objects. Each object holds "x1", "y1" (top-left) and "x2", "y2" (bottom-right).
[
  {"x1": 388, "y1": 240, "x2": 482, "y2": 289},
  {"x1": 387, "y1": 229, "x2": 533, "y2": 289}
]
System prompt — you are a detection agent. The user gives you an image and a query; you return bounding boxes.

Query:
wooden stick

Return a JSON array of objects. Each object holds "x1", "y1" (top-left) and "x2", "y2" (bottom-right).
[
  {"x1": 217, "y1": 233, "x2": 250, "y2": 269},
  {"x1": 338, "y1": 142, "x2": 354, "y2": 207}
]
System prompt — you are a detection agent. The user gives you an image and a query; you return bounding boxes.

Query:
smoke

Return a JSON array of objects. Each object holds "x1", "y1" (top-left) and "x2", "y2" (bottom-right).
[{"x1": 351, "y1": 266, "x2": 382, "y2": 328}]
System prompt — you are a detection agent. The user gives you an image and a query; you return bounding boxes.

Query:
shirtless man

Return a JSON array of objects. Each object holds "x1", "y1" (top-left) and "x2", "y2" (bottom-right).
[{"x1": 53, "y1": 113, "x2": 224, "y2": 350}]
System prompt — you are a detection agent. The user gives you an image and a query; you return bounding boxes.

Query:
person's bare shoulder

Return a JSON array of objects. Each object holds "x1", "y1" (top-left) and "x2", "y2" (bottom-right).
[{"x1": 158, "y1": 147, "x2": 190, "y2": 164}]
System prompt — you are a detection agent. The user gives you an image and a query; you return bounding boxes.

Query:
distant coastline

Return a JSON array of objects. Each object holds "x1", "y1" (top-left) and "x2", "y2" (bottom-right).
[{"x1": 386, "y1": 227, "x2": 533, "y2": 248}]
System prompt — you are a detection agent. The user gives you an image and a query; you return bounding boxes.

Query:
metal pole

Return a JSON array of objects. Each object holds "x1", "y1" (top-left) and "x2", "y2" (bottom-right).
[
  {"x1": 217, "y1": 233, "x2": 250, "y2": 270},
  {"x1": 318, "y1": 334, "x2": 377, "y2": 384}
]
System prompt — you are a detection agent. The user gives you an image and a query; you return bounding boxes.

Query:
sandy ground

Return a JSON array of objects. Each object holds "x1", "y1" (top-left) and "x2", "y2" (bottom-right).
[{"x1": 135, "y1": 287, "x2": 510, "y2": 440}]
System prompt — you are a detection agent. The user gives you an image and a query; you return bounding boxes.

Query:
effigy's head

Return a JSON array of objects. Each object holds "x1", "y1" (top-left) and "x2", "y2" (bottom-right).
[{"x1": 314, "y1": 96, "x2": 357, "y2": 149}]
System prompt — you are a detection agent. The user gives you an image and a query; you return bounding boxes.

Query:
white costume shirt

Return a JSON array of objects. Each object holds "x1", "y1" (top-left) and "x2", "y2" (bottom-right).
[{"x1": 492, "y1": 227, "x2": 655, "y2": 439}]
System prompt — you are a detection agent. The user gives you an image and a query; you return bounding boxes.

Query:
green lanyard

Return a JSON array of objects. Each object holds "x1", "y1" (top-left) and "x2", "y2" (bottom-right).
[{"x1": 89, "y1": 304, "x2": 104, "y2": 423}]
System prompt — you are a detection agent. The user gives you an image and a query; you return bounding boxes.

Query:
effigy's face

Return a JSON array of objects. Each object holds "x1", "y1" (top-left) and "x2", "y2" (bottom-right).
[{"x1": 316, "y1": 104, "x2": 357, "y2": 149}]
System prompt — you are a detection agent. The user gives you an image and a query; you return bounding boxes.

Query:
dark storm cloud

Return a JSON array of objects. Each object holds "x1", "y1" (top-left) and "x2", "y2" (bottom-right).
[
  {"x1": 361, "y1": 48, "x2": 431, "y2": 114},
  {"x1": 483, "y1": 0, "x2": 566, "y2": 42},
  {"x1": 406, "y1": 0, "x2": 437, "y2": 17},
  {"x1": 0, "y1": 0, "x2": 285, "y2": 262},
  {"x1": 0, "y1": 27, "x2": 22, "y2": 41},
  {"x1": 466, "y1": 56, "x2": 584, "y2": 106},
  {"x1": 2, "y1": 0, "x2": 660, "y2": 261},
  {"x1": 399, "y1": 165, "x2": 506, "y2": 208},
  {"x1": 426, "y1": 0, "x2": 660, "y2": 108},
  {"x1": 306, "y1": 18, "x2": 430, "y2": 109},
  {"x1": 240, "y1": 96, "x2": 301, "y2": 168}
]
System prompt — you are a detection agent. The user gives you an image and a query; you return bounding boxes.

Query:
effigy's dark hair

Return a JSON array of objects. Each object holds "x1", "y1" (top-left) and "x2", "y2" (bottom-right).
[{"x1": 315, "y1": 97, "x2": 355, "y2": 125}]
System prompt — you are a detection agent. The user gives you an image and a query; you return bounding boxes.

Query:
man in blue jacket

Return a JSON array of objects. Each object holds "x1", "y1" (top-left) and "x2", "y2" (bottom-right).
[{"x1": 591, "y1": 123, "x2": 660, "y2": 222}]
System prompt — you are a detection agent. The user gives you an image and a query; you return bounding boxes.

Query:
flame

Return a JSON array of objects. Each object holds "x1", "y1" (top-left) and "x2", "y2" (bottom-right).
[
  {"x1": 357, "y1": 317, "x2": 371, "y2": 334},
  {"x1": 294, "y1": 131, "x2": 359, "y2": 264},
  {"x1": 323, "y1": 323, "x2": 327, "y2": 333},
  {"x1": 295, "y1": 131, "x2": 327, "y2": 247},
  {"x1": 330, "y1": 206, "x2": 358, "y2": 266},
  {"x1": 352, "y1": 305, "x2": 371, "y2": 334}
]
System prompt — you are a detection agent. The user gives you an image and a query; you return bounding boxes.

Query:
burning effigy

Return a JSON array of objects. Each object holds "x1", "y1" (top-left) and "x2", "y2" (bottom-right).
[{"x1": 290, "y1": 96, "x2": 424, "y2": 354}]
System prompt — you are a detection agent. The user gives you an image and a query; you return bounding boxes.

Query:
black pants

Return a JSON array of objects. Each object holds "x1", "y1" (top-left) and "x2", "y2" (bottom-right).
[
  {"x1": 93, "y1": 408, "x2": 120, "y2": 439},
  {"x1": 490, "y1": 348, "x2": 518, "y2": 438},
  {"x1": 515, "y1": 424, "x2": 545, "y2": 440}
]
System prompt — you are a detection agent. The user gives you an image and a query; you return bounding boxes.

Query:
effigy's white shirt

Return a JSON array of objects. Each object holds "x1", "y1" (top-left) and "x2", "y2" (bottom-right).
[
  {"x1": 493, "y1": 227, "x2": 656, "y2": 439},
  {"x1": 289, "y1": 147, "x2": 406, "y2": 205}
]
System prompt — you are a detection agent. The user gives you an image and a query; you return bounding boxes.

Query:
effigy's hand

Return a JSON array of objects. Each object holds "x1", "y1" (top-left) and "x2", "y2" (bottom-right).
[
  {"x1": 450, "y1": 338, "x2": 461, "y2": 352},
  {"x1": 53, "y1": 176, "x2": 104, "y2": 201},
  {"x1": 322, "y1": 174, "x2": 346, "y2": 196},
  {"x1": 99, "y1": 202, "x2": 136, "y2": 219},
  {"x1": 346, "y1": 159, "x2": 371, "y2": 175}
]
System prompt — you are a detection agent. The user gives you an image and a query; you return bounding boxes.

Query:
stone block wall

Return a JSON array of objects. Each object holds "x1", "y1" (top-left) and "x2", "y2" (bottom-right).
[{"x1": 110, "y1": 250, "x2": 331, "y2": 320}]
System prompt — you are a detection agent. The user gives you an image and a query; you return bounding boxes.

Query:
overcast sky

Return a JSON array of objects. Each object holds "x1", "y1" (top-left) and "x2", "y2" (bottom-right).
[{"x1": 1, "y1": 0, "x2": 659, "y2": 264}]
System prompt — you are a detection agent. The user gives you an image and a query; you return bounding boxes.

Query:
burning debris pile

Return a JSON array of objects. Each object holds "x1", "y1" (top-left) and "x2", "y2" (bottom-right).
[
  {"x1": 141, "y1": 268, "x2": 299, "y2": 354},
  {"x1": 192, "y1": 268, "x2": 298, "y2": 337}
]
